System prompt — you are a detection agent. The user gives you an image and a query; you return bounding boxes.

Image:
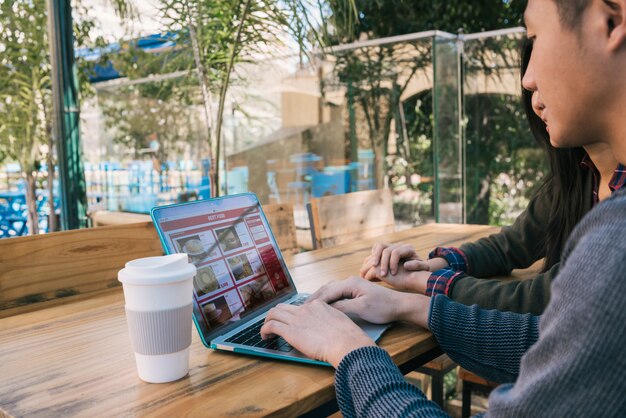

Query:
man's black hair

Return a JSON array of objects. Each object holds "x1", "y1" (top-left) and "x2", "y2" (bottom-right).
[{"x1": 554, "y1": 0, "x2": 590, "y2": 29}]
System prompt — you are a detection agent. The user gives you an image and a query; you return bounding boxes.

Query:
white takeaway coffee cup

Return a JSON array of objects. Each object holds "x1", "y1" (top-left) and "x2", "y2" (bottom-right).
[{"x1": 118, "y1": 253, "x2": 196, "y2": 383}]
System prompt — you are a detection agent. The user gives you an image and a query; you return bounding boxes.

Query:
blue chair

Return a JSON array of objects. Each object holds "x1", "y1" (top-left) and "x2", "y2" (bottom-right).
[
  {"x1": 0, "y1": 192, "x2": 28, "y2": 238},
  {"x1": 289, "y1": 153, "x2": 322, "y2": 180},
  {"x1": 226, "y1": 167, "x2": 249, "y2": 195},
  {"x1": 311, "y1": 171, "x2": 351, "y2": 198}
]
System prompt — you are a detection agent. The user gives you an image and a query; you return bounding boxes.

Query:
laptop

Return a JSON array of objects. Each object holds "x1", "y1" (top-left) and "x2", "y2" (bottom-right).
[{"x1": 151, "y1": 193, "x2": 390, "y2": 366}]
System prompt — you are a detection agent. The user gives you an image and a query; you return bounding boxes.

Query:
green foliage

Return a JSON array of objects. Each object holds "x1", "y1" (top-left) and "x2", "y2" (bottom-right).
[
  {"x1": 325, "y1": 0, "x2": 526, "y2": 43},
  {"x1": 98, "y1": 82, "x2": 206, "y2": 165},
  {"x1": 322, "y1": 1, "x2": 541, "y2": 225},
  {"x1": 465, "y1": 94, "x2": 546, "y2": 225},
  {"x1": 97, "y1": 38, "x2": 203, "y2": 164},
  {"x1": 0, "y1": 0, "x2": 51, "y2": 169},
  {"x1": 0, "y1": 0, "x2": 130, "y2": 233},
  {"x1": 101, "y1": 0, "x2": 356, "y2": 196},
  {"x1": 0, "y1": 0, "x2": 131, "y2": 167},
  {"x1": 402, "y1": 92, "x2": 434, "y2": 182},
  {"x1": 324, "y1": 37, "x2": 432, "y2": 188}
]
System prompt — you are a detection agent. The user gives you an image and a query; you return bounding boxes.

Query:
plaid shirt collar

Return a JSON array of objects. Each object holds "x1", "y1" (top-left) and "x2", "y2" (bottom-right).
[{"x1": 580, "y1": 154, "x2": 626, "y2": 204}]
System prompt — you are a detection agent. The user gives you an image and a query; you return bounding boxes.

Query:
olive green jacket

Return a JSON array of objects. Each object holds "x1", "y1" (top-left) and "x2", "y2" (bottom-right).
[{"x1": 447, "y1": 169, "x2": 595, "y2": 315}]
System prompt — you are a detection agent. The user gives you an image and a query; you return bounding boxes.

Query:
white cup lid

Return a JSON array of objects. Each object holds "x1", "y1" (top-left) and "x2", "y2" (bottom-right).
[{"x1": 118, "y1": 253, "x2": 196, "y2": 286}]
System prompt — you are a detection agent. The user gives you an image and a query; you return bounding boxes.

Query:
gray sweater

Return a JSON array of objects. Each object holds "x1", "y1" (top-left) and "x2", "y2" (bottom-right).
[{"x1": 335, "y1": 188, "x2": 626, "y2": 417}]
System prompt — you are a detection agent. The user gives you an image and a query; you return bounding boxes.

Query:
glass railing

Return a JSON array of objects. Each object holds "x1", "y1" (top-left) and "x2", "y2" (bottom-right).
[
  {"x1": 1, "y1": 18, "x2": 544, "y2": 238},
  {"x1": 82, "y1": 73, "x2": 212, "y2": 214},
  {"x1": 461, "y1": 29, "x2": 544, "y2": 226}
]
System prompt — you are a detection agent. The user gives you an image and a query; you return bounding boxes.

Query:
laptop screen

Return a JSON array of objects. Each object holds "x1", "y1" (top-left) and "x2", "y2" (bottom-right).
[{"x1": 152, "y1": 193, "x2": 297, "y2": 341}]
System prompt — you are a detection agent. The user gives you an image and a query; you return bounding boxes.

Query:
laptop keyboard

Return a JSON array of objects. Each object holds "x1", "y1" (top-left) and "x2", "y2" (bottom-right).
[{"x1": 225, "y1": 296, "x2": 307, "y2": 352}]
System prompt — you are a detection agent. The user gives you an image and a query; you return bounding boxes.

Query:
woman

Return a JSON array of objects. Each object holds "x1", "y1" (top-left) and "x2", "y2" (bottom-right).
[{"x1": 360, "y1": 40, "x2": 625, "y2": 315}]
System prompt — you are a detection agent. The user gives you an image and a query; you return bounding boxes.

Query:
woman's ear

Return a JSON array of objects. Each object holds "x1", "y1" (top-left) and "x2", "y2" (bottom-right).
[{"x1": 605, "y1": 0, "x2": 626, "y2": 52}]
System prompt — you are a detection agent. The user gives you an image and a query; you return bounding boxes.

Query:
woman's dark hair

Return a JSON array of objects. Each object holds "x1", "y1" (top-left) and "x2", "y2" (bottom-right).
[{"x1": 520, "y1": 40, "x2": 587, "y2": 271}]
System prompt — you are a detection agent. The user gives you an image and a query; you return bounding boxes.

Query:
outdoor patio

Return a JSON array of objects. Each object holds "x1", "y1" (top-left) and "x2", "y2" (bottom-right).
[{"x1": 0, "y1": 1, "x2": 557, "y2": 417}]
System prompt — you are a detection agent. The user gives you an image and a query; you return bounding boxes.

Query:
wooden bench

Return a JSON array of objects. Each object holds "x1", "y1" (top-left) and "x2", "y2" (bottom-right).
[
  {"x1": 308, "y1": 189, "x2": 396, "y2": 249},
  {"x1": 90, "y1": 203, "x2": 299, "y2": 253},
  {"x1": 1, "y1": 202, "x2": 299, "y2": 318},
  {"x1": 0, "y1": 222, "x2": 162, "y2": 318},
  {"x1": 261, "y1": 203, "x2": 299, "y2": 254},
  {"x1": 459, "y1": 367, "x2": 498, "y2": 418},
  {"x1": 89, "y1": 210, "x2": 151, "y2": 227}
]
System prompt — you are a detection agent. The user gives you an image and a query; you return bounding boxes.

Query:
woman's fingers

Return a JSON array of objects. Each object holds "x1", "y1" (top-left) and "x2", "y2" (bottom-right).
[
  {"x1": 363, "y1": 266, "x2": 380, "y2": 281},
  {"x1": 403, "y1": 259, "x2": 430, "y2": 271},
  {"x1": 370, "y1": 242, "x2": 389, "y2": 266},
  {"x1": 359, "y1": 255, "x2": 375, "y2": 278},
  {"x1": 389, "y1": 244, "x2": 416, "y2": 275}
]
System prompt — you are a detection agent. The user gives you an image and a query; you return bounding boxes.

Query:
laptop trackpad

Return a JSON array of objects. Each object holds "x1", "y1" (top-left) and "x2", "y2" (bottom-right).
[{"x1": 346, "y1": 313, "x2": 391, "y2": 342}]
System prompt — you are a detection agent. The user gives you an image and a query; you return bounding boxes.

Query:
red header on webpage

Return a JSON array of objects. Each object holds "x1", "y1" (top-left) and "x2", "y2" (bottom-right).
[{"x1": 160, "y1": 207, "x2": 259, "y2": 232}]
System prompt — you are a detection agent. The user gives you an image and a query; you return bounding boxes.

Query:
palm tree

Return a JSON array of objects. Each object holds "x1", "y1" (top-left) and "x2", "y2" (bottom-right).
[
  {"x1": 0, "y1": 0, "x2": 134, "y2": 235},
  {"x1": 157, "y1": 0, "x2": 355, "y2": 196}
]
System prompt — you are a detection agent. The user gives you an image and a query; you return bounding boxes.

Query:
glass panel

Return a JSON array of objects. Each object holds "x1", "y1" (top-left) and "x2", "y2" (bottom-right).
[
  {"x1": 433, "y1": 35, "x2": 463, "y2": 223},
  {"x1": 462, "y1": 31, "x2": 546, "y2": 225},
  {"x1": 82, "y1": 72, "x2": 211, "y2": 214},
  {"x1": 320, "y1": 37, "x2": 437, "y2": 227},
  {"x1": 221, "y1": 36, "x2": 439, "y2": 245},
  {"x1": 0, "y1": 0, "x2": 542, "y2": 241}
]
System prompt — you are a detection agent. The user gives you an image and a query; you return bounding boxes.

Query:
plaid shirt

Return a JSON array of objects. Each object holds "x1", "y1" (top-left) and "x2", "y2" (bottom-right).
[
  {"x1": 580, "y1": 155, "x2": 626, "y2": 205},
  {"x1": 425, "y1": 159, "x2": 626, "y2": 297}
]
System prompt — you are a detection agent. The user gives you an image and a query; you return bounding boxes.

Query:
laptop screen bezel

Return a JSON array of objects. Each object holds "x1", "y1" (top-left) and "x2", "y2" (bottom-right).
[{"x1": 151, "y1": 193, "x2": 299, "y2": 345}]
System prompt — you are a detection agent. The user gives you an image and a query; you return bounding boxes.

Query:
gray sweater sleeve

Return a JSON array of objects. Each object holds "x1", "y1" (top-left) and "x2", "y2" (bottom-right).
[
  {"x1": 429, "y1": 295, "x2": 539, "y2": 383},
  {"x1": 335, "y1": 346, "x2": 451, "y2": 418},
  {"x1": 334, "y1": 297, "x2": 538, "y2": 417},
  {"x1": 485, "y1": 191, "x2": 626, "y2": 417},
  {"x1": 334, "y1": 190, "x2": 626, "y2": 418}
]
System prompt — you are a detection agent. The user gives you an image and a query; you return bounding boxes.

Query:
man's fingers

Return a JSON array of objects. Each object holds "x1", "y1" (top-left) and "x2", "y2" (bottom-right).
[
  {"x1": 260, "y1": 319, "x2": 288, "y2": 340},
  {"x1": 261, "y1": 304, "x2": 300, "y2": 339},
  {"x1": 331, "y1": 298, "x2": 362, "y2": 317},
  {"x1": 307, "y1": 279, "x2": 357, "y2": 304},
  {"x1": 264, "y1": 303, "x2": 297, "y2": 322}
]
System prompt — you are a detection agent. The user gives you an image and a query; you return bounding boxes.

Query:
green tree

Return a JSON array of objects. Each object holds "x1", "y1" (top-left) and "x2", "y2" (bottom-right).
[
  {"x1": 0, "y1": 0, "x2": 131, "y2": 234},
  {"x1": 150, "y1": 0, "x2": 355, "y2": 196},
  {"x1": 0, "y1": 0, "x2": 55, "y2": 234},
  {"x1": 97, "y1": 42, "x2": 204, "y2": 174},
  {"x1": 98, "y1": 82, "x2": 206, "y2": 173},
  {"x1": 323, "y1": 0, "x2": 535, "y2": 224},
  {"x1": 325, "y1": 0, "x2": 526, "y2": 40}
]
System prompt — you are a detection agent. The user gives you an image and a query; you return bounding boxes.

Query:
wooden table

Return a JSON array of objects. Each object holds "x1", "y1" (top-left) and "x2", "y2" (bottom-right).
[{"x1": 0, "y1": 223, "x2": 504, "y2": 417}]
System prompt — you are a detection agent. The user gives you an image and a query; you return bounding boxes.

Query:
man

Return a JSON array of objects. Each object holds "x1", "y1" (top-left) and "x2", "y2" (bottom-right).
[{"x1": 261, "y1": 0, "x2": 626, "y2": 416}]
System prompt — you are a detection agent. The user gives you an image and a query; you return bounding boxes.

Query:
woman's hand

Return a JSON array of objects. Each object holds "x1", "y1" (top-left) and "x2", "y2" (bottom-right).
[
  {"x1": 260, "y1": 300, "x2": 376, "y2": 368},
  {"x1": 359, "y1": 242, "x2": 426, "y2": 278},
  {"x1": 359, "y1": 242, "x2": 450, "y2": 278},
  {"x1": 405, "y1": 257, "x2": 449, "y2": 272}
]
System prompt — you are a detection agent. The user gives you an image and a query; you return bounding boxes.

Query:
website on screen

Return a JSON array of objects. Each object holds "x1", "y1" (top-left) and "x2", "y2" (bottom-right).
[{"x1": 159, "y1": 205, "x2": 293, "y2": 331}]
